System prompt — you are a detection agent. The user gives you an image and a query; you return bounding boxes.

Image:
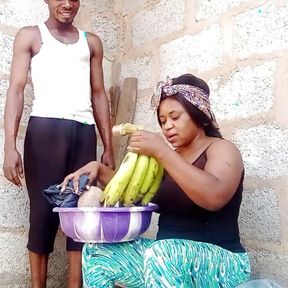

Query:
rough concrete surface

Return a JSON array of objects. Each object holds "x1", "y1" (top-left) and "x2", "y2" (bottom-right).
[{"x1": 0, "y1": 0, "x2": 287, "y2": 286}]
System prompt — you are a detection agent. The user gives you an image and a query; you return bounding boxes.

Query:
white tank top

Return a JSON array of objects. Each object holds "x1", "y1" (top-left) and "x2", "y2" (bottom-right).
[{"x1": 30, "y1": 23, "x2": 95, "y2": 124}]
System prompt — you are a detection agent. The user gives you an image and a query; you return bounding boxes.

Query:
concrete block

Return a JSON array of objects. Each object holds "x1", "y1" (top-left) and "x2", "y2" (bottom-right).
[
  {"x1": 0, "y1": 231, "x2": 68, "y2": 287},
  {"x1": 233, "y1": 2, "x2": 288, "y2": 58},
  {"x1": 121, "y1": 55, "x2": 153, "y2": 90},
  {"x1": 0, "y1": 79, "x2": 8, "y2": 123},
  {"x1": 0, "y1": 178, "x2": 29, "y2": 228},
  {"x1": 248, "y1": 249, "x2": 288, "y2": 287},
  {"x1": 233, "y1": 125, "x2": 288, "y2": 178},
  {"x1": 0, "y1": 232, "x2": 29, "y2": 277},
  {"x1": 0, "y1": 32, "x2": 14, "y2": 74},
  {"x1": 121, "y1": 0, "x2": 145, "y2": 13},
  {"x1": 196, "y1": 0, "x2": 251, "y2": 20},
  {"x1": 0, "y1": 0, "x2": 48, "y2": 28},
  {"x1": 0, "y1": 228, "x2": 68, "y2": 287},
  {"x1": 90, "y1": 14, "x2": 119, "y2": 56},
  {"x1": 81, "y1": 0, "x2": 113, "y2": 11},
  {"x1": 103, "y1": 57, "x2": 112, "y2": 90},
  {"x1": 0, "y1": 285, "x2": 30, "y2": 288},
  {"x1": 132, "y1": 0, "x2": 185, "y2": 46},
  {"x1": 209, "y1": 62, "x2": 275, "y2": 121},
  {"x1": 160, "y1": 25, "x2": 224, "y2": 77},
  {"x1": 239, "y1": 188, "x2": 280, "y2": 242},
  {"x1": 133, "y1": 90, "x2": 161, "y2": 132}
]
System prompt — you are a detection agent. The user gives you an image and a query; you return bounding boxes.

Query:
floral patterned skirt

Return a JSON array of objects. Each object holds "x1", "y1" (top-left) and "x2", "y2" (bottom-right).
[{"x1": 82, "y1": 238, "x2": 251, "y2": 288}]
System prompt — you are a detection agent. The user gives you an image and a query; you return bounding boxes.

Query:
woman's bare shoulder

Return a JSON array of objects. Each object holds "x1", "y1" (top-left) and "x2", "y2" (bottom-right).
[{"x1": 207, "y1": 138, "x2": 242, "y2": 160}]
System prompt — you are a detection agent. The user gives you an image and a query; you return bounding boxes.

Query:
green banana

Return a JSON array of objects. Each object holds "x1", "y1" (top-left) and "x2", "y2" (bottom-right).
[
  {"x1": 141, "y1": 164, "x2": 164, "y2": 206},
  {"x1": 136, "y1": 156, "x2": 159, "y2": 202},
  {"x1": 103, "y1": 152, "x2": 138, "y2": 206},
  {"x1": 100, "y1": 180, "x2": 112, "y2": 203},
  {"x1": 123, "y1": 154, "x2": 150, "y2": 206}
]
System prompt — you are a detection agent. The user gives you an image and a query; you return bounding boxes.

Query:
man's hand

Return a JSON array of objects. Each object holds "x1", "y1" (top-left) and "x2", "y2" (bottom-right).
[
  {"x1": 101, "y1": 150, "x2": 115, "y2": 170},
  {"x1": 3, "y1": 149, "x2": 24, "y2": 186}
]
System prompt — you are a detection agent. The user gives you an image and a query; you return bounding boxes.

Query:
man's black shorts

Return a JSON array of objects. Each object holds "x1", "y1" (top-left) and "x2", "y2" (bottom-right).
[{"x1": 24, "y1": 116, "x2": 97, "y2": 254}]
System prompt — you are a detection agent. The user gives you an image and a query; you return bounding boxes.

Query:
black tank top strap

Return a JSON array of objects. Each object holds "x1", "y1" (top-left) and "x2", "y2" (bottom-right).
[{"x1": 192, "y1": 139, "x2": 223, "y2": 169}]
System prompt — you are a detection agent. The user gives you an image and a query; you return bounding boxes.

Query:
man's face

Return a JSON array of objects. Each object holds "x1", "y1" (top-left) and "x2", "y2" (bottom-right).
[{"x1": 45, "y1": 0, "x2": 80, "y2": 24}]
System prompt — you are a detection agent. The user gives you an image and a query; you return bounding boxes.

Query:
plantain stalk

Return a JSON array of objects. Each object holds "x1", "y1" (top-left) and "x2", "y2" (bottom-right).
[{"x1": 112, "y1": 123, "x2": 144, "y2": 136}]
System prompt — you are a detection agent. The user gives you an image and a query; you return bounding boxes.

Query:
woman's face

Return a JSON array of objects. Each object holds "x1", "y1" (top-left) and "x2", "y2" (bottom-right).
[{"x1": 158, "y1": 97, "x2": 200, "y2": 148}]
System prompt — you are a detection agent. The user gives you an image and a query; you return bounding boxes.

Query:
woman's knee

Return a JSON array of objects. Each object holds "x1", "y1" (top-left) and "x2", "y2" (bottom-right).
[
  {"x1": 144, "y1": 240, "x2": 174, "y2": 269},
  {"x1": 144, "y1": 241, "x2": 161, "y2": 260},
  {"x1": 144, "y1": 239, "x2": 175, "y2": 259}
]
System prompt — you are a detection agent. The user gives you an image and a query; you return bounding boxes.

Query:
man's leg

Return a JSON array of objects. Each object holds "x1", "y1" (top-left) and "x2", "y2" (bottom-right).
[
  {"x1": 24, "y1": 117, "x2": 72, "y2": 287},
  {"x1": 66, "y1": 121, "x2": 97, "y2": 288},
  {"x1": 67, "y1": 251, "x2": 82, "y2": 288},
  {"x1": 29, "y1": 252, "x2": 49, "y2": 288}
]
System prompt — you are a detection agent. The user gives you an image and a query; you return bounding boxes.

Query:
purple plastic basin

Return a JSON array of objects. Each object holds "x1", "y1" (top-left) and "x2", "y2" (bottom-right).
[{"x1": 53, "y1": 203, "x2": 158, "y2": 243}]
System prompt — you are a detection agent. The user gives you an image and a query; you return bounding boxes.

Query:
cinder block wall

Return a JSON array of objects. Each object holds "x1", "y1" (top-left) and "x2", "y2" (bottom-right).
[
  {"x1": 0, "y1": 0, "x2": 287, "y2": 287},
  {"x1": 114, "y1": 0, "x2": 288, "y2": 287}
]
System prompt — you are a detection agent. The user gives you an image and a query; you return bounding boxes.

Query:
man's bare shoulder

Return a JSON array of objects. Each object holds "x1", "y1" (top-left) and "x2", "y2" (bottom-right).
[
  {"x1": 85, "y1": 32, "x2": 103, "y2": 57},
  {"x1": 14, "y1": 26, "x2": 41, "y2": 55},
  {"x1": 14, "y1": 26, "x2": 39, "y2": 43},
  {"x1": 86, "y1": 31, "x2": 101, "y2": 42},
  {"x1": 16, "y1": 26, "x2": 39, "y2": 38}
]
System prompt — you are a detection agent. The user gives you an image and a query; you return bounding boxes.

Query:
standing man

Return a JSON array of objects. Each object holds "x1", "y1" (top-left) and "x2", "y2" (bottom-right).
[{"x1": 3, "y1": 0, "x2": 115, "y2": 287}]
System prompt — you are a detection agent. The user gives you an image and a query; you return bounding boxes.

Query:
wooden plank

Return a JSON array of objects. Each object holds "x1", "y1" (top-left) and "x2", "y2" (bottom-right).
[
  {"x1": 113, "y1": 77, "x2": 138, "y2": 168},
  {"x1": 109, "y1": 85, "x2": 121, "y2": 126}
]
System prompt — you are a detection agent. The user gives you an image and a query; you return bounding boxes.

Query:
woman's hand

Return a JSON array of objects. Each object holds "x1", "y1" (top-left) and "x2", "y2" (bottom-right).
[
  {"x1": 61, "y1": 161, "x2": 100, "y2": 193},
  {"x1": 128, "y1": 130, "x2": 168, "y2": 158}
]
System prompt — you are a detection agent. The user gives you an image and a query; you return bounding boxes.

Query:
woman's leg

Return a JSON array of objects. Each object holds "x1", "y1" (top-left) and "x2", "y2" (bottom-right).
[
  {"x1": 144, "y1": 239, "x2": 251, "y2": 288},
  {"x1": 82, "y1": 238, "x2": 154, "y2": 288}
]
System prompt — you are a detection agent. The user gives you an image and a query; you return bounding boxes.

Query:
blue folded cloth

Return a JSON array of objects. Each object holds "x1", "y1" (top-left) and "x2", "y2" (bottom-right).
[{"x1": 42, "y1": 175, "x2": 89, "y2": 207}]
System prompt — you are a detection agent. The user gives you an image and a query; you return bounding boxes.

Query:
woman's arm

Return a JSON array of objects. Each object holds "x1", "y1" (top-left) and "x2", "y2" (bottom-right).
[
  {"x1": 160, "y1": 140, "x2": 243, "y2": 211},
  {"x1": 128, "y1": 131, "x2": 243, "y2": 211},
  {"x1": 61, "y1": 161, "x2": 115, "y2": 193}
]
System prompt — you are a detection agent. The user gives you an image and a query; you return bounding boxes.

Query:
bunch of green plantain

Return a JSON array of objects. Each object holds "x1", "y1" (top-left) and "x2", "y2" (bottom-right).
[{"x1": 101, "y1": 152, "x2": 164, "y2": 207}]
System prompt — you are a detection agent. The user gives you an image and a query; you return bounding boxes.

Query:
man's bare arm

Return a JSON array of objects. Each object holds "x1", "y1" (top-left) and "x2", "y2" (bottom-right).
[
  {"x1": 3, "y1": 27, "x2": 34, "y2": 185},
  {"x1": 87, "y1": 33, "x2": 115, "y2": 169}
]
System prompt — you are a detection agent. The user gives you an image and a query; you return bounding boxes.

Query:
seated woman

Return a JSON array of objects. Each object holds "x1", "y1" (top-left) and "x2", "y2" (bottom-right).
[{"x1": 62, "y1": 74, "x2": 251, "y2": 288}]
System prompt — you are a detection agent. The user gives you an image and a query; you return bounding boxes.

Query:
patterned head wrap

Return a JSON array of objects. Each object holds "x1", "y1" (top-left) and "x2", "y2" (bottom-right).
[{"x1": 150, "y1": 76, "x2": 219, "y2": 129}]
